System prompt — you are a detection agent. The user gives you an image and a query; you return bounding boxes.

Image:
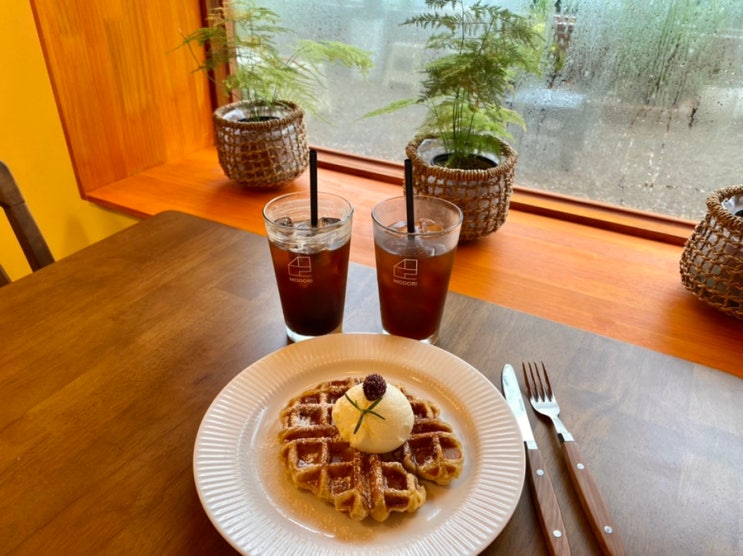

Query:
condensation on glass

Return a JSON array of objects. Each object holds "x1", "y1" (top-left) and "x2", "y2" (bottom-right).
[{"x1": 259, "y1": 1, "x2": 743, "y2": 220}]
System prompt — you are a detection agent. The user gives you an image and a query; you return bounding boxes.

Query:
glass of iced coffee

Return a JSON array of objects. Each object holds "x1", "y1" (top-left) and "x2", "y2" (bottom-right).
[
  {"x1": 372, "y1": 195, "x2": 462, "y2": 344},
  {"x1": 263, "y1": 191, "x2": 353, "y2": 342}
]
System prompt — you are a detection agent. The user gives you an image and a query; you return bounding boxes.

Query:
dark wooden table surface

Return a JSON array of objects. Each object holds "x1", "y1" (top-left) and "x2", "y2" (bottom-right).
[{"x1": 1, "y1": 211, "x2": 740, "y2": 555}]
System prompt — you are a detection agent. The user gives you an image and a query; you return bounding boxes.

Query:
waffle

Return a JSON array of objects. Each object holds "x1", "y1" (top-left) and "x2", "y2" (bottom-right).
[
  {"x1": 393, "y1": 388, "x2": 464, "y2": 486},
  {"x1": 278, "y1": 377, "x2": 464, "y2": 521}
]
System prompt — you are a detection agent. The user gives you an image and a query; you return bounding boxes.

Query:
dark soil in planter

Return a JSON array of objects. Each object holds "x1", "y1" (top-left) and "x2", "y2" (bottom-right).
[
  {"x1": 432, "y1": 153, "x2": 498, "y2": 170},
  {"x1": 238, "y1": 116, "x2": 278, "y2": 123}
]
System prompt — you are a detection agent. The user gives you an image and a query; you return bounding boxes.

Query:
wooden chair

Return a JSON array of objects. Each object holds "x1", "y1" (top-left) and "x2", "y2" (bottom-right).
[{"x1": 0, "y1": 161, "x2": 54, "y2": 285}]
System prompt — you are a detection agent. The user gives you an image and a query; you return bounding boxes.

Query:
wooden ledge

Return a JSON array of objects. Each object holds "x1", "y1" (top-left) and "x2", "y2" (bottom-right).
[
  {"x1": 85, "y1": 147, "x2": 741, "y2": 379},
  {"x1": 309, "y1": 146, "x2": 696, "y2": 245}
]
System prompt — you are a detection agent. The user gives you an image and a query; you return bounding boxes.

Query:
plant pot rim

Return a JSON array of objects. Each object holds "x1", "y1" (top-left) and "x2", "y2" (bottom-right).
[
  {"x1": 706, "y1": 185, "x2": 743, "y2": 232},
  {"x1": 406, "y1": 135, "x2": 517, "y2": 179},
  {"x1": 213, "y1": 100, "x2": 304, "y2": 128}
]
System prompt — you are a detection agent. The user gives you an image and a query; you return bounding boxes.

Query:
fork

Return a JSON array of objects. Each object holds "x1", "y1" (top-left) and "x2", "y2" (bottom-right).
[{"x1": 523, "y1": 362, "x2": 626, "y2": 556}]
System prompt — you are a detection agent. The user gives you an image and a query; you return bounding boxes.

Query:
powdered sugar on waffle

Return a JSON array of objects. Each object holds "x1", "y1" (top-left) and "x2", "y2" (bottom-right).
[{"x1": 278, "y1": 378, "x2": 464, "y2": 521}]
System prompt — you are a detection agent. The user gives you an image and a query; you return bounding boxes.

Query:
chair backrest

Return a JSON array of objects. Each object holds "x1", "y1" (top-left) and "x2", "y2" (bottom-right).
[{"x1": 0, "y1": 161, "x2": 55, "y2": 285}]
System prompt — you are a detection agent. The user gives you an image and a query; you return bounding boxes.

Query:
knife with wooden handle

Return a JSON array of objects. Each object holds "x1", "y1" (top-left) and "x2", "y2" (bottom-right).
[{"x1": 502, "y1": 364, "x2": 571, "y2": 556}]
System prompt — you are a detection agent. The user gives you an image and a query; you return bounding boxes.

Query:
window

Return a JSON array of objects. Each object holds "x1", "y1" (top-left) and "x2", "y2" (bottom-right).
[{"x1": 262, "y1": 0, "x2": 743, "y2": 221}]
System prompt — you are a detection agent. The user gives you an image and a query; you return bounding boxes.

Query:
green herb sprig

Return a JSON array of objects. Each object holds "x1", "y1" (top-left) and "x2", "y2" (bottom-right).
[{"x1": 345, "y1": 393, "x2": 386, "y2": 434}]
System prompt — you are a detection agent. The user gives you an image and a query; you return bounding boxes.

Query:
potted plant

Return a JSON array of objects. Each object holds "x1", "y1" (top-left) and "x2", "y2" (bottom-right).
[
  {"x1": 181, "y1": 0, "x2": 372, "y2": 190},
  {"x1": 367, "y1": 0, "x2": 541, "y2": 240},
  {"x1": 680, "y1": 185, "x2": 743, "y2": 320}
]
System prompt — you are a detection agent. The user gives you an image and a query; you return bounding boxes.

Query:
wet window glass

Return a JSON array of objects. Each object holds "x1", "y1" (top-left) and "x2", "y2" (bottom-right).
[{"x1": 259, "y1": 0, "x2": 743, "y2": 220}]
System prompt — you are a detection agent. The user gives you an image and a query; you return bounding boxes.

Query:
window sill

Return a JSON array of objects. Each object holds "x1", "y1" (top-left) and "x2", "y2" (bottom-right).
[
  {"x1": 316, "y1": 146, "x2": 696, "y2": 245},
  {"x1": 84, "y1": 146, "x2": 740, "y2": 379},
  {"x1": 88, "y1": 145, "x2": 696, "y2": 244}
]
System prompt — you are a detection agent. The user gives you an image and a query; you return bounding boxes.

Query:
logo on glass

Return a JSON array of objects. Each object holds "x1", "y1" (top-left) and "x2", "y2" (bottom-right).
[
  {"x1": 288, "y1": 256, "x2": 313, "y2": 283},
  {"x1": 392, "y1": 258, "x2": 418, "y2": 286}
]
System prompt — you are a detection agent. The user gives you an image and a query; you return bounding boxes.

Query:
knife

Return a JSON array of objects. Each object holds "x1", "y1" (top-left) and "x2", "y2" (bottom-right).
[{"x1": 502, "y1": 364, "x2": 571, "y2": 556}]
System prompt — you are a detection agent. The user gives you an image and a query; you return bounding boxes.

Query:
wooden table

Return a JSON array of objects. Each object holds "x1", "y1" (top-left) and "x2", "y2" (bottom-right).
[{"x1": 1, "y1": 211, "x2": 740, "y2": 555}]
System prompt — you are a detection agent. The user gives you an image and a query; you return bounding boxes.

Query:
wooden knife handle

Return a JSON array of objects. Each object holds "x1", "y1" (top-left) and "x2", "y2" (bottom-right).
[
  {"x1": 525, "y1": 448, "x2": 571, "y2": 556},
  {"x1": 562, "y1": 441, "x2": 626, "y2": 556}
]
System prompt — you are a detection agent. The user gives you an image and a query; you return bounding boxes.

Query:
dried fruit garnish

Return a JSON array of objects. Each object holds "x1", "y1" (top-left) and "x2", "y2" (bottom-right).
[{"x1": 363, "y1": 374, "x2": 387, "y2": 401}]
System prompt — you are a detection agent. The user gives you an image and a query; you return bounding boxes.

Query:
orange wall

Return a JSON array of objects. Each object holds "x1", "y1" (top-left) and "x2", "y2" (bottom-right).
[{"x1": 0, "y1": 2, "x2": 136, "y2": 281}]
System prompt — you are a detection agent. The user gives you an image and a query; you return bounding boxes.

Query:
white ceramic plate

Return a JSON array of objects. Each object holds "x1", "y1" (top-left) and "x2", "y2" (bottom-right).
[{"x1": 193, "y1": 333, "x2": 525, "y2": 555}]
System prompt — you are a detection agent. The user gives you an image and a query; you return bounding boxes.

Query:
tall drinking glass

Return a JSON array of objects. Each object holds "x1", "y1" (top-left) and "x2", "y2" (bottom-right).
[
  {"x1": 264, "y1": 191, "x2": 353, "y2": 342},
  {"x1": 372, "y1": 195, "x2": 462, "y2": 344}
]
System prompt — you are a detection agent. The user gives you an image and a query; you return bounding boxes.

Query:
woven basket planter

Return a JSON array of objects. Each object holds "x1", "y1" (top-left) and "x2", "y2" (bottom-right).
[
  {"x1": 405, "y1": 136, "x2": 517, "y2": 241},
  {"x1": 213, "y1": 100, "x2": 309, "y2": 190},
  {"x1": 680, "y1": 185, "x2": 743, "y2": 319}
]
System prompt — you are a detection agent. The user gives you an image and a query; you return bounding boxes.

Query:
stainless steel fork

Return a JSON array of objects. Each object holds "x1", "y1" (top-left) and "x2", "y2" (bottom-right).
[{"x1": 523, "y1": 362, "x2": 626, "y2": 556}]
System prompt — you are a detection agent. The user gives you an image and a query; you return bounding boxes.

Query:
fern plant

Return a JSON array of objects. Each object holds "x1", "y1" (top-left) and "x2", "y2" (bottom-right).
[
  {"x1": 369, "y1": 0, "x2": 541, "y2": 169},
  {"x1": 181, "y1": 0, "x2": 372, "y2": 121}
]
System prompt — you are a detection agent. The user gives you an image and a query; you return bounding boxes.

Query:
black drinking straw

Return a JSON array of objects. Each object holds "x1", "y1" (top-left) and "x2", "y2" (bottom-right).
[
  {"x1": 310, "y1": 149, "x2": 318, "y2": 227},
  {"x1": 404, "y1": 158, "x2": 415, "y2": 234}
]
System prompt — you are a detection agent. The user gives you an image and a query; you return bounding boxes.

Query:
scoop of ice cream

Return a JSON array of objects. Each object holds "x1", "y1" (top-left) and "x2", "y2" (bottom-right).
[{"x1": 332, "y1": 380, "x2": 414, "y2": 454}]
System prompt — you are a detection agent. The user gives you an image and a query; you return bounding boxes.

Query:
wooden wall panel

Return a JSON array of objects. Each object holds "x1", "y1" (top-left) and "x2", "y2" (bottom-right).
[{"x1": 31, "y1": 0, "x2": 215, "y2": 196}]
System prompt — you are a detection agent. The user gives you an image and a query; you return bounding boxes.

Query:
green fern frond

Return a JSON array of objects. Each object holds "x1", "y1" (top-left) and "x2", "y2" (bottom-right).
[
  {"x1": 179, "y1": 0, "x2": 373, "y2": 115},
  {"x1": 293, "y1": 40, "x2": 374, "y2": 75},
  {"x1": 363, "y1": 98, "x2": 421, "y2": 119},
  {"x1": 367, "y1": 0, "x2": 542, "y2": 167}
]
